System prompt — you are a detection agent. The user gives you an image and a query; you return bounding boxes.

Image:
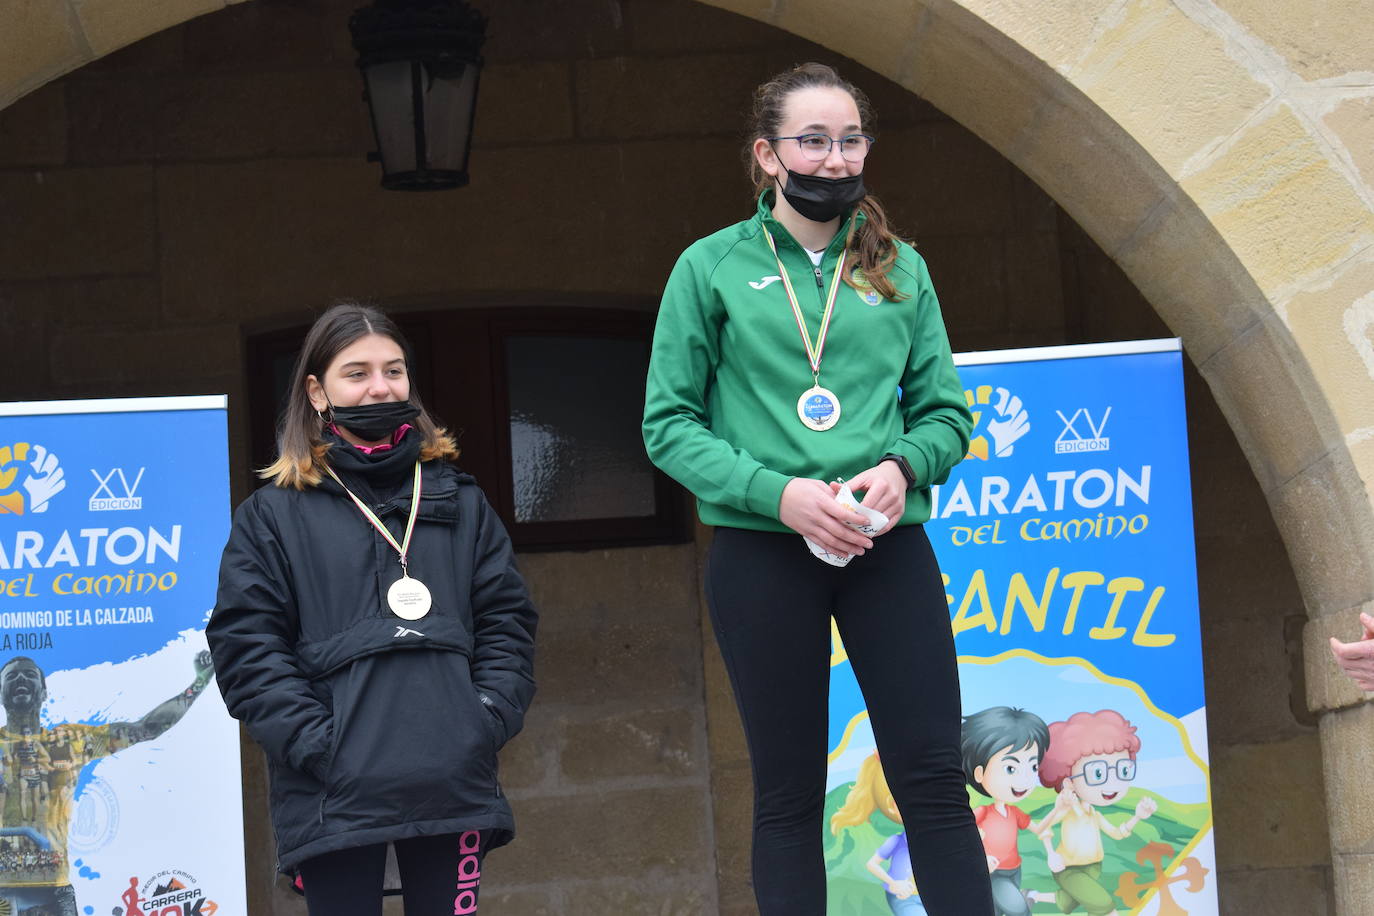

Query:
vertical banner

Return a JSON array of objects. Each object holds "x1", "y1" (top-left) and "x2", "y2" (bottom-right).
[
  {"x1": 0, "y1": 397, "x2": 245, "y2": 916},
  {"x1": 826, "y1": 340, "x2": 1217, "y2": 915}
]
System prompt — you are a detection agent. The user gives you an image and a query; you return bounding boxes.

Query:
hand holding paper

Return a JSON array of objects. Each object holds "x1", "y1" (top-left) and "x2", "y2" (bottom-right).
[{"x1": 804, "y1": 481, "x2": 889, "y2": 566}]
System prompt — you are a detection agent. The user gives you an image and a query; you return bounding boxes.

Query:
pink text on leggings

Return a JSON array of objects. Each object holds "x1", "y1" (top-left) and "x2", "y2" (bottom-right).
[{"x1": 454, "y1": 830, "x2": 481, "y2": 915}]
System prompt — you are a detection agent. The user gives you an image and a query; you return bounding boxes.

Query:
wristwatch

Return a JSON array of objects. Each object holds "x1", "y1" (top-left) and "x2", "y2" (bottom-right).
[{"x1": 880, "y1": 453, "x2": 917, "y2": 490}]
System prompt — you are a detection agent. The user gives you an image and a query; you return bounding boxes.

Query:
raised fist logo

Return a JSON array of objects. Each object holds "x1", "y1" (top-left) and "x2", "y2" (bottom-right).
[
  {"x1": 0, "y1": 442, "x2": 66, "y2": 514},
  {"x1": 986, "y1": 388, "x2": 1030, "y2": 457},
  {"x1": 965, "y1": 385, "x2": 1031, "y2": 460}
]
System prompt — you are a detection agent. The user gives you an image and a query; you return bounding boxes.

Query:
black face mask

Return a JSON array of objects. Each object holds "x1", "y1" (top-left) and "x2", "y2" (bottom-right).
[
  {"x1": 777, "y1": 164, "x2": 867, "y2": 223},
  {"x1": 328, "y1": 400, "x2": 420, "y2": 442}
]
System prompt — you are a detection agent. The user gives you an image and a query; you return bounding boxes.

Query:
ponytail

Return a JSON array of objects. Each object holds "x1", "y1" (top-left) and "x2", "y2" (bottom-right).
[{"x1": 843, "y1": 195, "x2": 908, "y2": 302}]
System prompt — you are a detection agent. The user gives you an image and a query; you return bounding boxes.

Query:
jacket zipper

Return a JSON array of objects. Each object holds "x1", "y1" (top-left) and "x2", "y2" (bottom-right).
[
  {"x1": 813, "y1": 265, "x2": 824, "y2": 289},
  {"x1": 318, "y1": 761, "x2": 333, "y2": 823}
]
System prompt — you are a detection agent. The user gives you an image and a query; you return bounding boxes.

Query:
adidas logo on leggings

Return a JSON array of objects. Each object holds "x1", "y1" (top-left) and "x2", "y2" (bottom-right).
[{"x1": 454, "y1": 830, "x2": 481, "y2": 914}]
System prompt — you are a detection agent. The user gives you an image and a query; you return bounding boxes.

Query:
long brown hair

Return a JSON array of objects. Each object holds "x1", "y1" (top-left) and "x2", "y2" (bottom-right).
[
  {"x1": 747, "y1": 62, "x2": 907, "y2": 302},
  {"x1": 261, "y1": 302, "x2": 459, "y2": 489}
]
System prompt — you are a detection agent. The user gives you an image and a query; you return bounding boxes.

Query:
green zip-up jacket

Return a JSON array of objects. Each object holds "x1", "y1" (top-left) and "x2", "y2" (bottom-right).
[{"x1": 642, "y1": 194, "x2": 973, "y2": 533}]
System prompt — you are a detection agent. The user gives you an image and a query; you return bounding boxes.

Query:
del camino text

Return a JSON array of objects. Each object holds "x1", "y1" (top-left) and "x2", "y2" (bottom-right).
[{"x1": 0, "y1": 525, "x2": 182, "y2": 598}]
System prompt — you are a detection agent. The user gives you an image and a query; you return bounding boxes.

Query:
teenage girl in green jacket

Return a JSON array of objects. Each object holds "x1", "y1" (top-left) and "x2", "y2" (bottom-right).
[{"x1": 642, "y1": 63, "x2": 992, "y2": 915}]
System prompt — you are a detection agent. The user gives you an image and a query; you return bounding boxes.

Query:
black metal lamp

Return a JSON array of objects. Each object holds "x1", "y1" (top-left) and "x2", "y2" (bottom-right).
[{"x1": 349, "y1": 0, "x2": 487, "y2": 190}]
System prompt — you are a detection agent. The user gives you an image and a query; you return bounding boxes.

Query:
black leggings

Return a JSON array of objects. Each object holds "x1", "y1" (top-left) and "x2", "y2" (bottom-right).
[
  {"x1": 297, "y1": 831, "x2": 488, "y2": 916},
  {"x1": 706, "y1": 525, "x2": 994, "y2": 915}
]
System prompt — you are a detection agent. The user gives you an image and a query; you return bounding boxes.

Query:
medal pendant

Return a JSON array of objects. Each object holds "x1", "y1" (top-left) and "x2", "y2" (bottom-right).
[
  {"x1": 797, "y1": 386, "x2": 841, "y2": 431},
  {"x1": 388, "y1": 575, "x2": 432, "y2": 620}
]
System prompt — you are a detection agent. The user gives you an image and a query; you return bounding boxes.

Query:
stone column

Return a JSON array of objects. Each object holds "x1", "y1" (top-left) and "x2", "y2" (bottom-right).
[{"x1": 1309, "y1": 607, "x2": 1374, "y2": 916}]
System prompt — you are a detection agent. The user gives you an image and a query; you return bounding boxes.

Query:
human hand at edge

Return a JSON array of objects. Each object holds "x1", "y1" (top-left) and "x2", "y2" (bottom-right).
[{"x1": 1329, "y1": 611, "x2": 1374, "y2": 691}]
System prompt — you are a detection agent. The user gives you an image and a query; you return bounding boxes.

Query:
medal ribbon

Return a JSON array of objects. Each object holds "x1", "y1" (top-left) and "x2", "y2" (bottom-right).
[
  {"x1": 324, "y1": 461, "x2": 423, "y2": 574},
  {"x1": 761, "y1": 225, "x2": 848, "y2": 381}
]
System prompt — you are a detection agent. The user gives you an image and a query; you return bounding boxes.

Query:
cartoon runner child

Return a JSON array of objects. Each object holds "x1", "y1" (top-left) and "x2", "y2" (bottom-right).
[
  {"x1": 830, "y1": 752, "x2": 925, "y2": 915},
  {"x1": 1036, "y1": 710, "x2": 1158, "y2": 916},
  {"x1": 960, "y1": 706, "x2": 1058, "y2": 916}
]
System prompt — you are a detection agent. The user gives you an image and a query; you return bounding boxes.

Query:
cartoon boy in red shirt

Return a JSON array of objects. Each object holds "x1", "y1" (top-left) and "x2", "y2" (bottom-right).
[{"x1": 961, "y1": 706, "x2": 1058, "y2": 916}]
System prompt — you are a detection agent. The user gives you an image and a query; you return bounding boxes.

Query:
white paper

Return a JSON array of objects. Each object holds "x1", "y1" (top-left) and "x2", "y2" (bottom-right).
[{"x1": 803, "y1": 481, "x2": 889, "y2": 566}]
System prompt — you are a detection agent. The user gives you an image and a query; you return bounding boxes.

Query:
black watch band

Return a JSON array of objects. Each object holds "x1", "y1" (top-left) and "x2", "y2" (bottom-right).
[{"x1": 881, "y1": 454, "x2": 917, "y2": 489}]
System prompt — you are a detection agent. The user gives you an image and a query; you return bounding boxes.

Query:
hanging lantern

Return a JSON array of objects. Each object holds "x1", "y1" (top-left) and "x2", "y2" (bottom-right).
[{"x1": 349, "y1": 0, "x2": 487, "y2": 191}]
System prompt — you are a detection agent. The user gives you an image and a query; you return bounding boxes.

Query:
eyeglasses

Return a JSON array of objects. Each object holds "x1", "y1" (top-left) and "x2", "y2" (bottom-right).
[
  {"x1": 769, "y1": 133, "x2": 876, "y2": 163},
  {"x1": 1069, "y1": 758, "x2": 1136, "y2": 786}
]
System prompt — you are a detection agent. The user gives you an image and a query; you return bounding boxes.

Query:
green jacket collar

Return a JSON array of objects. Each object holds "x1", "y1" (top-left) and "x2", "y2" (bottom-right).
[{"x1": 754, "y1": 190, "x2": 866, "y2": 259}]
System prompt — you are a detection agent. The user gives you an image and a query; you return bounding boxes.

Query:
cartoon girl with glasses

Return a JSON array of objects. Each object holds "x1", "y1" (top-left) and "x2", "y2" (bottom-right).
[{"x1": 1035, "y1": 710, "x2": 1158, "y2": 916}]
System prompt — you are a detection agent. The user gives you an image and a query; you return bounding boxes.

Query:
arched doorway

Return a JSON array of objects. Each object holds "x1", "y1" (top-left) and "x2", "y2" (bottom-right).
[{"x1": 1, "y1": 0, "x2": 1367, "y2": 911}]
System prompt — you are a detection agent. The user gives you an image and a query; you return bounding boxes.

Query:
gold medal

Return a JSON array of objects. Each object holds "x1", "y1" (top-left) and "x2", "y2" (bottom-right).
[
  {"x1": 798, "y1": 386, "x2": 842, "y2": 431},
  {"x1": 387, "y1": 575, "x2": 432, "y2": 620}
]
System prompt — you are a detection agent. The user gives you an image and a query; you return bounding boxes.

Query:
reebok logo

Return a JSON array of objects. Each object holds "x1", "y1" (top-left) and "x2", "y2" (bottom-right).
[
  {"x1": 393, "y1": 626, "x2": 425, "y2": 638},
  {"x1": 749, "y1": 275, "x2": 782, "y2": 290}
]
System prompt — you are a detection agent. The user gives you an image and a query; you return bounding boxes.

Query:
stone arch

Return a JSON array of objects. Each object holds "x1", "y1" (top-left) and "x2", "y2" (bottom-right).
[
  {"x1": 3, "y1": 0, "x2": 1372, "y2": 907},
  {"x1": 0, "y1": 0, "x2": 244, "y2": 109}
]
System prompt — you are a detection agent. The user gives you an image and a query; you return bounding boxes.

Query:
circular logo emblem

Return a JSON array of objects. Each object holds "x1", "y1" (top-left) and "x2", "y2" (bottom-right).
[
  {"x1": 70, "y1": 773, "x2": 120, "y2": 853},
  {"x1": 796, "y1": 386, "x2": 842, "y2": 431},
  {"x1": 850, "y1": 267, "x2": 882, "y2": 306},
  {"x1": 804, "y1": 395, "x2": 835, "y2": 422}
]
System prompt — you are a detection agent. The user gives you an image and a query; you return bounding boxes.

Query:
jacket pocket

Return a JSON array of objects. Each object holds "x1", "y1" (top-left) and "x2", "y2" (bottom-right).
[
  {"x1": 474, "y1": 691, "x2": 505, "y2": 753},
  {"x1": 317, "y1": 716, "x2": 344, "y2": 823},
  {"x1": 269, "y1": 762, "x2": 327, "y2": 853},
  {"x1": 321, "y1": 648, "x2": 499, "y2": 830}
]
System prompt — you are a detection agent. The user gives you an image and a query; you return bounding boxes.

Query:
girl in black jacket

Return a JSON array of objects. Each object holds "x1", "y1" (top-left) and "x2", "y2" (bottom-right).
[{"x1": 209, "y1": 302, "x2": 537, "y2": 915}]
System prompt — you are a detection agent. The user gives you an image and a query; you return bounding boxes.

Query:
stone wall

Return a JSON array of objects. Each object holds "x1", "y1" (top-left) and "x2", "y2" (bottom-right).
[{"x1": 0, "y1": 0, "x2": 1325, "y2": 912}]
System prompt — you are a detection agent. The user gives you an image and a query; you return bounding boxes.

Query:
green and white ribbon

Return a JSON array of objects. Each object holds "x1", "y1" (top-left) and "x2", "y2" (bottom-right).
[
  {"x1": 761, "y1": 225, "x2": 848, "y2": 383},
  {"x1": 324, "y1": 461, "x2": 423, "y2": 574}
]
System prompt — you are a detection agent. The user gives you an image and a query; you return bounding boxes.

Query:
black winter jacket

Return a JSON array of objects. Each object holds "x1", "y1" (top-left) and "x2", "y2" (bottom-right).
[{"x1": 208, "y1": 459, "x2": 537, "y2": 872}]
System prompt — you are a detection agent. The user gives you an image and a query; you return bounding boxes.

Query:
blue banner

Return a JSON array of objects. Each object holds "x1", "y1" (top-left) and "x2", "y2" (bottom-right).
[
  {"x1": 826, "y1": 341, "x2": 1216, "y2": 916},
  {"x1": 0, "y1": 396, "x2": 245, "y2": 916}
]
